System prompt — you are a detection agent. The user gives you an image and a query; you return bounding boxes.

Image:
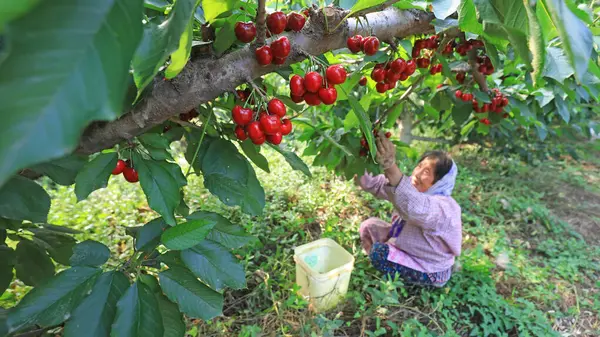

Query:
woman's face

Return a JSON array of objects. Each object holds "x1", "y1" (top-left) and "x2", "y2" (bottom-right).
[{"x1": 411, "y1": 157, "x2": 437, "y2": 192}]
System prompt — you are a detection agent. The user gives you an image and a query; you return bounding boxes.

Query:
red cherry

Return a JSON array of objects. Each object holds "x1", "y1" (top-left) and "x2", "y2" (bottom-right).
[
  {"x1": 405, "y1": 60, "x2": 417, "y2": 75},
  {"x1": 436, "y1": 84, "x2": 444, "y2": 89},
  {"x1": 503, "y1": 113, "x2": 509, "y2": 118},
  {"x1": 304, "y1": 72, "x2": 323, "y2": 93},
  {"x1": 399, "y1": 73, "x2": 409, "y2": 81},
  {"x1": 482, "y1": 104, "x2": 490, "y2": 112},
  {"x1": 123, "y1": 167, "x2": 139, "y2": 183},
  {"x1": 112, "y1": 159, "x2": 126, "y2": 175},
  {"x1": 461, "y1": 93, "x2": 471, "y2": 102},
  {"x1": 266, "y1": 132, "x2": 283, "y2": 145},
  {"x1": 417, "y1": 58, "x2": 430, "y2": 68},
  {"x1": 291, "y1": 94, "x2": 304, "y2": 103},
  {"x1": 251, "y1": 135, "x2": 266, "y2": 145},
  {"x1": 280, "y1": 119, "x2": 292, "y2": 135},
  {"x1": 411, "y1": 47, "x2": 421, "y2": 59},
  {"x1": 385, "y1": 69, "x2": 401, "y2": 83},
  {"x1": 456, "y1": 72, "x2": 465, "y2": 83},
  {"x1": 362, "y1": 36, "x2": 380, "y2": 55},
  {"x1": 358, "y1": 76, "x2": 367, "y2": 86},
  {"x1": 371, "y1": 68, "x2": 385, "y2": 82},
  {"x1": 494, "y1": 106, "x2": 504, "y2": 114},
  {"x1": 478, "y1": 64, "x2": 487, "y2": 74},
  {"x1": 326, "y1": 65, "x2": 347, "y2": 85},
  {"x1": 318, "y1": 87, "x2": 337, "y2": 105},
  {"x1": 234, "y1": 22, "x2": 257, "y2": 43},
  {"x1": 455, "y1": 90, "x2": 463, "y2": 99},
  {"x1": 359, "y1": 148, "x2": 368, "y2": 157},
  {"x1": 385, "y1": 132, "x2": 392, "y2": 138},
  {"x1": 390, "y1": 59, "x2": 407, "y2": 74},
  {"x1": 360, "y1": 138, "x2": 368, "y2": 148},
  {"x1": 267, "y1": 11, "x2": 287, "y2": 35},
  {"x1": 385, "y1": 79, "x2": 397, "y2": 89},
  {"x1": 304, "y1": 92, "x2": 322, "y2": 106},
  {"x1": 290, "y1": 75, "x2": 306, "y2": 96},
  {"x1": 259, "y1": 114, "x2": 281, "y2": 135},
  {"x1": 255, "y1": 46, "x2": 273, "y2": 66},
  {"x1": 272, "y1": 56, "x2": 286, "y2": 65},
  {"x1": 267, "y1": 98, "x2": 286, "y2": 117},
  {"x1": 442, "y1": 43, "x2": 453, "y2": 55},
  {"x1": 236, "y1": 89, "x2": 248, "y2": 101},
  {"x1": 246, "y1": 121, "x2": 264, "y2": 140},
  {"x1": 347, "y1": 35, "x2": 363, "y2": 53},
  {"x1": 232, "y1": 105, "x2": 253, "y2": 126},
  {"x1": 235, "y1": 125, "x2": 247, "y2": 140},
  {"x1": 486, "y1": 66, "x2": 495, "y2": 74},
  {"x1": 287, "y1": 12, "x2": 305, "y2": 32},
  {"x1": 501, "y1": 97, "x2": 509, "y2": 107},
  {"x1": 376, "y1": 82, "x2": 389, "y2": 93},
  {"x1": 271, "y1": 36, "x2": 291, "y2": 58},
  {"x1": 472, "y1": 99, "x2": 481, "y2": 112},
  {"x1": 480, "y1": 118, "x2": 491, "y2": 125}
]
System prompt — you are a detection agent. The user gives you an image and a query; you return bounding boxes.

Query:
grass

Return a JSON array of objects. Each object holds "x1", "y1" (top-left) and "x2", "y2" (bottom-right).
[{"x1": 2, "y1": 139, "x2": 599, "y2": 336}]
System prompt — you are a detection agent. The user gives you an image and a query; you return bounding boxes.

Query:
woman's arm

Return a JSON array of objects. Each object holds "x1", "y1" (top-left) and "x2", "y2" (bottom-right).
[{"x1": 355, "y1": 172, "x2": 392, "y2": 201}]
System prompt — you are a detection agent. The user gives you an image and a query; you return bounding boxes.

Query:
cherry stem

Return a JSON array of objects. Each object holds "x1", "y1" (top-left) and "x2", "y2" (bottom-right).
[
  {"x1": 185, "y1": 110, "x2": 213, "y2": 177},
  {"x1": 248, "y1": 79, "x2": 267, "y2": 100}
]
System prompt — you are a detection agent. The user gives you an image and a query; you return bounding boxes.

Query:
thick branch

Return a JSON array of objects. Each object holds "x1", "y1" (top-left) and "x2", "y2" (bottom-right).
[
  {"x1": 255, "y1": 0, "x2": 267, "y2": 46},
  {"x1": 76, "y1": 7, "x2": 434, "y2": 155}
]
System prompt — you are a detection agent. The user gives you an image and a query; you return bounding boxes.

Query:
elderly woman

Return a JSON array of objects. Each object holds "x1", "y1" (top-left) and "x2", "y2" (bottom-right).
[{"x1": 356, "y1": 133, "x2": 461, "y2": 287}]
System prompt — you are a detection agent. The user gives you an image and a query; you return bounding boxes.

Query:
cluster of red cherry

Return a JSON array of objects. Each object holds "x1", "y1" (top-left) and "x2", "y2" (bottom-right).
[
  {"x1": 346, "y1": 35, "x2": 380, "y2": 56},
  {"x1": 231, "y1": 97, "x2": 292, "y2": 145},
  {"x1": 453, "y1": 88, "x2": 510, "y2": 125},
  {"x1": 112, "y1": 159, "x2": 138, "y2": 183},
  {"x1": 359, "y1": 129, "x2": 391, "y2": 157},
  {"x1": 370, "y1": 58, "x2": 417, "y2": 93},
  {"x1": 289, "y1": 64, "x2": 347, "y2": 105}
]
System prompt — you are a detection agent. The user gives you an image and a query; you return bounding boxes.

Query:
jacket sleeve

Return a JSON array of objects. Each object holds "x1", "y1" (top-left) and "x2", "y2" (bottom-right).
[
  {"x1": 358, "y1": 172, "x2": 391, "y2": 201},
  {"x1": 383, "y1": 175, "x2": 452, "y2": 231}
]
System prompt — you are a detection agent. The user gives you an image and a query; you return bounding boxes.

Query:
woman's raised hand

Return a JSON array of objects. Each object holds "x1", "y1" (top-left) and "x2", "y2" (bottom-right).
[{"x1": 375, "y1": 132, "x2": 396, "y2": 170}]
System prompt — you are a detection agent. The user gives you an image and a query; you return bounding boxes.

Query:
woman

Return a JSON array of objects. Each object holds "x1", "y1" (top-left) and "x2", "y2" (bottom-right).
[{"x1": 356, "y1": 133, "x2": 461, "y2": 287}]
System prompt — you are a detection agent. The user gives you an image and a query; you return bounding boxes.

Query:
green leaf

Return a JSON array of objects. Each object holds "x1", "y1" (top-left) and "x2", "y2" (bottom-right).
[
  {"x1": 138, "y1": 134, "x2": 173, "y2": 161},
  {"x1": 483, "y1": 39, "x2": 500, "y2": 69},
  {"x1": 132, "y1": 0, "x2": 197, "y2": 94},
  {"x1": 181, "y1": 240, "x2": 246, "y2": 291},
  {"x1": 69, "y1": 240, "x2": 110, "y2": 267},
  {"x1": 523, "y1": 0, "x2": 545, "y2": 86},
  {"x1": 202, "y1": 0, "x2": 235, "y2": 22},
  {"x1": 74, "y1": 153, "x2": 118, "y2": 202},
  {"x1": 30, "y1": 154, "x2": 88, "y2": 186},
  {"x1": 161, "y1": 219, "x2": 216, "y2": 250},
  {"x1": 535, "y1": 123, "x2": 548, "y2": 140},
  {"x1": 348, "y1": 0, "x2": 387, "y2": 15},
  {"x1": 542, "y1": 0, "x2": 593, "y2": 81},
  {"x1": 40, "y1": 224, "x2": 83, "y2": 235},
  {"x1": 240, "y1": 140, "x2": 270, "y2": 173},
  {"x1": 63, "y1": 271, "x2": 130, "y2": 337},
  {"x1": 158, "y1": 251, "x2": 185, "y2": 269},
  {"x1": 554, "y1": 97, "x2": 570, "y2": 123},
  {"x1": 155, "y1": 293, "x2": 186, "y2": 337},
  {"x1": 452, "y1": 102, "x2": 472, "y2": 125},
  {"x1": 133, "y1": 154, "x2": 187, "y2": 226},
  {"x1": 473, "y1": 91, "x2": 492, "y2": 103},
  {"x1": 184, "y1": 133, "x2": 215, "y2": 175},
  {"x1": 139, "y1": 274, "x2": 160, "y2": 293},
  {"x1": 6, "y1": 266, "x2": 100, "y2": 334},
  {"x1": 536, "y1": 0, "x2": 559, "y2": 42},
  {"x1": 159, "y1": 266, "x2": 223, "y2": 320},
  {"x1": 14, "y1": 240, "x2": 54, "y2": 287},
  {"x1": 136, "y1": 217, "x2": 169, "y2": 252},
  {"x1": 164, "y1": 18, "x2": 194, "y2": 79},
  {"x1": 0, "y1": 0, "x2": 144, "y2": 187},
  {"x1": 144, "y1": 0, "x2": 169, "y2": 11},
  {"x1": 0, "y1": 0, "x2": 42, "y2": 29},
  {"x1": 267, "y1": 144, "x2": 312, "y2": 178},
  {"x1": 187, "y1": 211, "x2": 253, "y2": 249},
  {"x1": 432, "y1": 0, "x2": 461, "y2": 20},
  {"x1": 0, "y1": 246, "x2": 15, "y2": 295},
  {"x1": 112, "y1": 282, "x2": 163, "y2": 337},
  {"x1": 458, "y1": 0, "x2": 483, "y2": 35},
  {"x1": 0, "y1": 176, "x2": 50, "y2": 223},
  {"x1": 201, "y1": 139, "x2": 265, "y2": 216},
  {"x1": 213, "y1": 16, "x2": 237, "y2": 55},
  {"x1": 348, "y1": 96, "x2": 375, "y2": 158},
  {"x1": 543, "y1": 47, "x2": 574, "y2": 82},
  {"x1": 33, "y1": 231, "x2": 76, "y2": 266}
]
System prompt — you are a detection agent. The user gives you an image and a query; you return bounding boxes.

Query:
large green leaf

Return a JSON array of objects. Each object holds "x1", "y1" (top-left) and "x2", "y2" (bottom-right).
[
  {"x1": 69, "y1": 240, "x2": 110, "y2": 267},
  {"x1": 132, "y1": 0, "x2": 197, "y2": 94},
  {"x1": 161, "y1": 219, "x2": 216, "y2": 250},
  {"x1": 451, "y1": 102, "x2": 473, "y2": 125},
  {"x1": 30, "y1": 154, "x2": 88, "y2": 186},
  {"x1": 201, "y1": 139, "x2": 265, "y2": 216},
  {"x1": 347, "y1": 96, "x2": 376, "y2": 159},
  {"x1": 74, "y1": 153, "x2": 118, "y2": 201},
  {"x1": 14, "y1": 240, "x2": 54, "y2": 287},
  {"x1": 554, "y1": 97, "x2": 570, "y2": 123},
  {"x1": 181, "y1": 240, "x2": 246, "y2": 291},
  {"x1": 543, "y1": 47, "x2": 574, "y2": 82},
  {"x1": 542, "y1": 0, "x2": 592, "y2": 81},
  {"x1": 138, "y1": 134, "x2": 173, "y2": 161},
  {"x1": 523, "y1": 0, "x2": 545, "y2": 86},
  {"x1": 458, "y1": 0, "x2": 483, "y2": 35},
  {"x1": 202, "y1": 0, "x2": 235, "y2": 23},
  {"x1": 432, "y1": 0, "x2": 461, "y2": 20},
  {"x1": 159, "y1": 266, "x2": 223, "y2": 320},
  {"x1": 0, "y1": 1, "x2": 42, "y2": 29},
  {"x1": 63, "y1": 271, "x2": 130, "y2": 337},
  {"x1": 164, "y1": 18, "x2": 194, "y2": 79},
  {"x1": 187, "y1": 211, "x2": 253, "y2": 249},
  {"x1": 348, "y1": 0, "x2": 387, "y2": 15},
  {"x1": 6, "y1": 266, "x2": 100, "y2": 334},
  {"x1": 33, "y1": 231, "x2": 76, "y2": 266},
  {"x1": 240, "y1": 140, "x2": 270, "y2": 173},
  {"x1": 184, "y1": 133, "x2": 215, "y2": 175},
  {"x1": 213, "y1": 15, "x2": 239, "y2": 56},
  {"x1": 135, "y1": 217, "x2": 169, "y2": 251},
  {"x1": 112, "y1": 281, "x2": 163, "y2": 337},
  {"x1": 0, "y1": 246, "x2": 15, "y2": 295},
  {"x1": 133, "y1": 154, "x2": 187, "y2": 226},
  {"x1": 268, "y1": 144, "x2": 312, "y2": 178},
  {"x1": 0, "y1": 0, "x2": 144, "y2": 187},
  {"x1": 155, "y1": 293, "x2": 185, "y2": 337},
  {"x1": 0, "y1": 176, "x2": 50, "y2": 223},
  {"x1": 536, "y1": 0, "x2": 559, "y2": 42}
]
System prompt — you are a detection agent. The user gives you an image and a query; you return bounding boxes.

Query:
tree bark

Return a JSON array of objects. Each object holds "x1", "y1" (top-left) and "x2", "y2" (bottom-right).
[
  {"x1": 75, "y1": 7, "x2": 434, "y2": 155},
  {"x1": 398, "y1": 109, "x2": 413, "y2": 144}
]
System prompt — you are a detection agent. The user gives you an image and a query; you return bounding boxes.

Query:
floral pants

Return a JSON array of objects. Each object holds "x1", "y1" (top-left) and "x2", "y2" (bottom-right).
[{"x1": 369, "y1": 242, "x2": 451, "y2": 287}]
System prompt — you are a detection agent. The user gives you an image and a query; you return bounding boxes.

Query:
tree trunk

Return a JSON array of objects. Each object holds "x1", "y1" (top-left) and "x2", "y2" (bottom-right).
[{"x1": 398, "y1": 109, "x2": 413, "y2": 144}]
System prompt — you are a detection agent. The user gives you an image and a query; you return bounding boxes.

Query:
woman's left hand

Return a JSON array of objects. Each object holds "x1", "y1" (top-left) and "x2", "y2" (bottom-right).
[{"x1": 375, "y1": 132, "x2": 396, "y2": 170}]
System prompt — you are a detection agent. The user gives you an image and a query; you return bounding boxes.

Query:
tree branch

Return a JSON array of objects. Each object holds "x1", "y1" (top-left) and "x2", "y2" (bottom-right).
[
  {"x1": 350, "y1": 0, "x2": 403, "y2": 17},
  {"x1": 255, "y1": 0, "x2": 267, "y2": 46},
  {"x1": 467, "y1": 47, "x2": 488, "y2": 92},
  {"x1": 75, "y1": 7, "x2": 434, "y2": 156}
]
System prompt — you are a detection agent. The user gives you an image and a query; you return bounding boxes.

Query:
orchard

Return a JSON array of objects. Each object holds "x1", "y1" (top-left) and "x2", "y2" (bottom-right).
[{"x1": 0, "y1": 0, "x2": 599, "y2": 336}]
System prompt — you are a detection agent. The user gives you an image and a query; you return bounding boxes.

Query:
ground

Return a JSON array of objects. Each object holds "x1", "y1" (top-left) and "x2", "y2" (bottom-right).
[{"x1": 2, "y1": 139, "x2": 599, "y2": 337}]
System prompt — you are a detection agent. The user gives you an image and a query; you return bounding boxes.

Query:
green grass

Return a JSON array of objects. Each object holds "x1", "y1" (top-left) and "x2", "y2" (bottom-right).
[{"x1": 2, "y1": 140, "x2": 599, "y2": 336}]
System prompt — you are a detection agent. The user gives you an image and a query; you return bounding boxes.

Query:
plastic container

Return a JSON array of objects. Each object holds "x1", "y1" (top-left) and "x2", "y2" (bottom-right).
[{"x1": 293, "y1": 238, "x2": 355, "y2": 312}]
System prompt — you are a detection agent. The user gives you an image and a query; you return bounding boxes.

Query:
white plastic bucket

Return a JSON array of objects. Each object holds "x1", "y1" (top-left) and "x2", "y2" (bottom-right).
[{"x1": 293, "y1": 238, "x2": 355, "y2": 312}]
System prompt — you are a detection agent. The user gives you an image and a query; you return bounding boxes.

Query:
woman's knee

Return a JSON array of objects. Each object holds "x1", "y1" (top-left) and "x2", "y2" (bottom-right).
[{"x1": 359, "y1": 217, "x2": 382, "y2": 234}]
